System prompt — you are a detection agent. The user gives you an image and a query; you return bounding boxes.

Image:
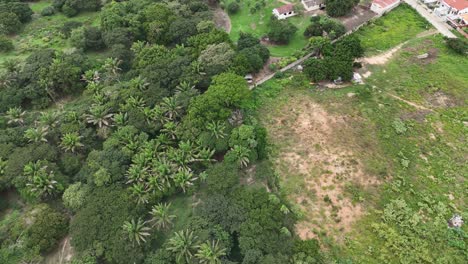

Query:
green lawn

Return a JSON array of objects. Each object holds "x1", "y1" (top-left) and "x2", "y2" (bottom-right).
[
  {"x1": 226, "y1": 0, "x2": 309, "y2": 57},
  {"x1": 354, "y1": 4, "x2": 431, "y2": 55}
]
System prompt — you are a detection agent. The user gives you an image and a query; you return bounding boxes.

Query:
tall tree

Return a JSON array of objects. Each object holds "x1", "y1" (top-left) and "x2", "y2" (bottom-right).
[{"x1": 167, "y1": 230, "x2": 199, "y2": 264}]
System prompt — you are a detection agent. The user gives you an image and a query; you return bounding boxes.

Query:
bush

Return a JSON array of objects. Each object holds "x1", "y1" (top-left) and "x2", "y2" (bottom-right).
[
  {"x1": 41, "y1": 6, "x2": 56, "y2": 16},
  {"x1": 63, "y1": 182, "x2": 90, "y2": 211},
  {"x1": 26, "y1": 204, "x2": 68, "y2": 253},
  {"x1": 268, "y1": 17, "x2": 298, "y2": 44},
  {"x1": 60, "y1": 21, "x2": 83, "y2": 38},
  {"x1": 0, "y1": 35, "x2": 13, "y2": 52},
  {"x1": 446, "y1": 38, "x2": 468, "y2": 55},
  {"x1": 0, "y1": 12, "x2": 22, "y2": 34},
  {"x1": 227, "y1": 2, "x2": 240, "y2": 14}
]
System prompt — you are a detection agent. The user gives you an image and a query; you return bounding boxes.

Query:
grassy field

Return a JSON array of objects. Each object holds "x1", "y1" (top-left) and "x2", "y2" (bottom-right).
[
  {"x1": 354, "y1": 4, "x2": 431, "y2": 55},
  {"x1": 254, "y1": 33, "x2": 467, "y2": 262},
  {"x1": 0, "y1": 1, "x2": 102, "y2": 67},
  {"x1": 226, "y1": 0, "x2": 309, "y2": 57}
]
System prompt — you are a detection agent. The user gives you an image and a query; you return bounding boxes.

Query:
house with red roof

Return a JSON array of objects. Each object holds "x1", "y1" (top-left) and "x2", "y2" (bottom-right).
[
  {"x1": 370, "y1": 0, "x2": 401, "y2": 14},
  {"x1": 435, "y1": 0, "x2": 468, "y2": 20},
  {"x1": 273, "y1": 4, "x2": 297, "y2": 20}
]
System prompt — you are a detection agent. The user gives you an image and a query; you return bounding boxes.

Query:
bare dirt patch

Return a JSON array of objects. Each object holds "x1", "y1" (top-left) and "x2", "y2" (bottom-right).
[
  {"x1": 43, "y1": 235, "x2": 74, "y2": 264},
  {"x1": 425, "y1": 91, "x2": 460, "y2": 108},
  {"x1": 262, "y1": 95, "x2": 380, "y2": 242},
  {"x1": 212, "y1": 6, "x2": 231, "y2": 33}
]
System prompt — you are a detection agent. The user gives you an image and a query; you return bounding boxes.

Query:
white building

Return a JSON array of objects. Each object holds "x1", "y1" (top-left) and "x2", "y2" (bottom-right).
[
  {"x1": 435, "y1": 0, "x2": 468, "y2": 20},
  {"x1": 371, "y1": 0, "x2": 401, "y2": 14},
  {"x1": 301, "y1": 0, "x2": 325, "y2": 11},
  {"x1": 273, "y1": 4, "x2": 297, "y2": 20}
]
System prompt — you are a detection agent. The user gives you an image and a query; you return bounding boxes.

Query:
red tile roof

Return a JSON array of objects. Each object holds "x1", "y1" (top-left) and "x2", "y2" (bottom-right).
[
  {"x1": 443, "y1": 0, "x2": 468, "y2": 10},
  {"x1": 275, "y1": 4, "x2": 294, "y2": 14},
  {"x1": 372, "y1": 0, "x2": 399, "y2": 8}
]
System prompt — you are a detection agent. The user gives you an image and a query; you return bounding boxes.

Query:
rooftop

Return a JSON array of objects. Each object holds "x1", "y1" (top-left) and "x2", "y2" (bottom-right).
[
  {"x1": 275, "y1": 4, "x2": 294, "y2": 14},
  {"x1": 372, "y1": 0, "x2": 399, "y2": 8},
  {"x1": 443, "y1": 0, "x2": 468, "y2": 10}
]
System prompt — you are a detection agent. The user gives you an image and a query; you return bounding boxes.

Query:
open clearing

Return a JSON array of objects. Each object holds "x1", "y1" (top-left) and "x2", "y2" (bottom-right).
[{"x1": 256, "y1": 84, "x2": 383, "y2": 242}]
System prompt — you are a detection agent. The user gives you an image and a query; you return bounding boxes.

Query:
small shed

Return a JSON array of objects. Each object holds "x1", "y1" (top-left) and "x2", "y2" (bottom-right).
[{"x1": 273, "y1": 4, "x2": 297, "y2": 20}]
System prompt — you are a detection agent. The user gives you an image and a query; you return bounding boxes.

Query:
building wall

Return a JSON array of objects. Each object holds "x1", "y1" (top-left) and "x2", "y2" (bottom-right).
[{"x1": 273, "y1": 9, "x2": 296, "y2": 20}]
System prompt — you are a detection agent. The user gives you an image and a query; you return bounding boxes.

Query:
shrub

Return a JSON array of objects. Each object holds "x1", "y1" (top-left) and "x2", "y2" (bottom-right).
[
  {"x1": 0, "y1": 12, "x2": 22, "y2": 34},
  {"x1": 26, "y1": 204, "x2": 68, "y2": 253},
  {"x1": 60, "y1": 21, "x2": 83, "y2": 38},
  {"x1": 41, "y1": 6, "x2": 56, "y2": 16},
  {"x1": 63, "y1": 182, "x2": 90, "y2": 211},
  {"x1": 227, "y1": 2, "x2": 240, "y2": 14},
  {"x1": 446, "y1": 38, "x2": 468, "y2": 55},
  {"x1": 268, "y1": 17, "x2": 298, "y2": 44},
  {"x1": 0, "y1": 35, "x2": 13, "y2": 52}
]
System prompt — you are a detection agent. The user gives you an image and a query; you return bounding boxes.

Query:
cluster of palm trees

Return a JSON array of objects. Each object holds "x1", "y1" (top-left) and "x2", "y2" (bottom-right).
[
  {"x1": 123, "y1": 135, "x2": 215, "y2": 204},
  {"x1": 23, "y1": 160, "x2": 60, "y2": 197},
  {"x1": 122, "y1": 206, "x2": 227, "y2": 264}
]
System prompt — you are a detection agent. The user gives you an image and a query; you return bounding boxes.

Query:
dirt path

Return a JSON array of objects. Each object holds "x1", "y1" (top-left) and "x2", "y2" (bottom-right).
[
  {"x1": 361, "y1": 29, "x2": 438, "y2": 65},
  {"x1": 213, "y1": 6, "x2": 231, "y2": 33},
  {"x1": 387, "y1": 93, "x2": 434, "y2": 112},
  {"x1": 278, "y1": 0, "x2": 293, "y2": 4}
]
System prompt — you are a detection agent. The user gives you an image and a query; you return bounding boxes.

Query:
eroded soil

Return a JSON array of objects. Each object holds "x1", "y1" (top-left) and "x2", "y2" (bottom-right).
[{"x1": 261, "y1": 94, "x2": 381, "y2": 242}]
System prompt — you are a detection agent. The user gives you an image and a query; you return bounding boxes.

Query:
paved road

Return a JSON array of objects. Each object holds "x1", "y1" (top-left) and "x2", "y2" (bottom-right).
[{"x1": 403, "y1": 0, "x2": 456, "y2": 38}]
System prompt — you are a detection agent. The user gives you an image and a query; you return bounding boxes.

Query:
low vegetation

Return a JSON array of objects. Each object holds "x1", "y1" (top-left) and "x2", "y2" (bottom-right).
[{"x1": 354, "y1": 4, "x2": 430, "y2": 54}]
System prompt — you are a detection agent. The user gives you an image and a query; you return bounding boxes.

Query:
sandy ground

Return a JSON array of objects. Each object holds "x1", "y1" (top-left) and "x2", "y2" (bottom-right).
[{"x1": 263, "y1": 95, "x2": 381, "y2": 242}]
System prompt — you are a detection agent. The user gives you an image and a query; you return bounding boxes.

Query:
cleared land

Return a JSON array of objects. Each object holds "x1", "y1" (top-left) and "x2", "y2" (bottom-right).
[{"x1": 255, "y1": 20, "x2": 467, "y2": 264}]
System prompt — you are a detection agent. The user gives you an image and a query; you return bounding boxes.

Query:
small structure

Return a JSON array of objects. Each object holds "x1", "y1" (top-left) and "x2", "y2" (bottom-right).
[
  {"x1": 370, "y1": 0, "x2": 401, "y2": 14},
  {"x1": 448, "y1": 214, "x2": 464, "y2": 228},
  {"x1": 301, "y1": 0, "x2": 325, "y2": 11},
  {"x1": 244, "y1": 74, "x2": 254, "y2": 84},
  {"x1": 273, "y1": 4, "x2": 296, "y2": 20},
  {"x1": 352, "y1": 72, "x2": 363, "y2": 84},
  {"x1": 435, "y1": 0, "x2": 468, "y2": 21}
]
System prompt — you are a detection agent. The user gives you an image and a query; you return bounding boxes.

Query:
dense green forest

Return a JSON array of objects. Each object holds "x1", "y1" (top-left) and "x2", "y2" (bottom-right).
[
  {"x1": 1, "y1": 0, "x2": 467, "y2": 264},
  {"x1": 0, "y1": 0, "x2": 320, "y2": 263}
]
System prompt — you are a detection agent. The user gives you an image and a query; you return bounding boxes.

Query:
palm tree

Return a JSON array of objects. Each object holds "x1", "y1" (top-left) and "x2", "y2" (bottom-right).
[
  {"x1": 149, "y1": 203, "x2": 176, "y2": 230},
  {"x1": 126, "y1": 164, "x2": 149, "y2": 184},
  {"x1": 60, "y1": 132, "x2": 84, "y2": 153},
  {"x1": 129, "y1": 76, "x2": 149, "y2": 91},
  {"x1": 24, "y1": 127, "x2": 48, "y2": 143},
  {"x1": 173, "y1": 168, "x2": 198, "y2": 193},
  {"x1": 24, "y1": 161, "x2": 58, "y2": 197},
  {"x1": 129, "y1": 182, "x2": 149, "y2": 204},
  {"x1": 85, "y1": 105, "x2": 114, "y2": 128},
  {"x1": 38, "y1": 111, "x2": 59, "y2": 128},
  {"x1": 206, "y1": 121, "x2": 227, "y2": 139},
  {"x1": 113, "y1": 112, "x2": 128, "y2": 127},
  {"x1": 230, "y1": 145, "x2": 250, "y2": 168},
  {"x1": 175, "y1": 81, "x2": 198, "y2": 95},
  {"x1": 103, "y1": 57, "x2": 122, "y2": 83},
  {"x1": 5, "y1": 107, "x2": 26, "y2": 126},
  {"x1": 122, "y1": 218, "x2": 151, "y2": 246},
  {"x1": 195, "y1": 240, "x2": 227, "y2": 264},
  {"x1": 161, "y1": 97, "x2": 181, "y2": 120},
  {"x1": 166, "y1": 230, "x2": 198, "y2": 264},
  {"x1": 161, "y1": 121, "x2": 179, "y2": 140}
]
